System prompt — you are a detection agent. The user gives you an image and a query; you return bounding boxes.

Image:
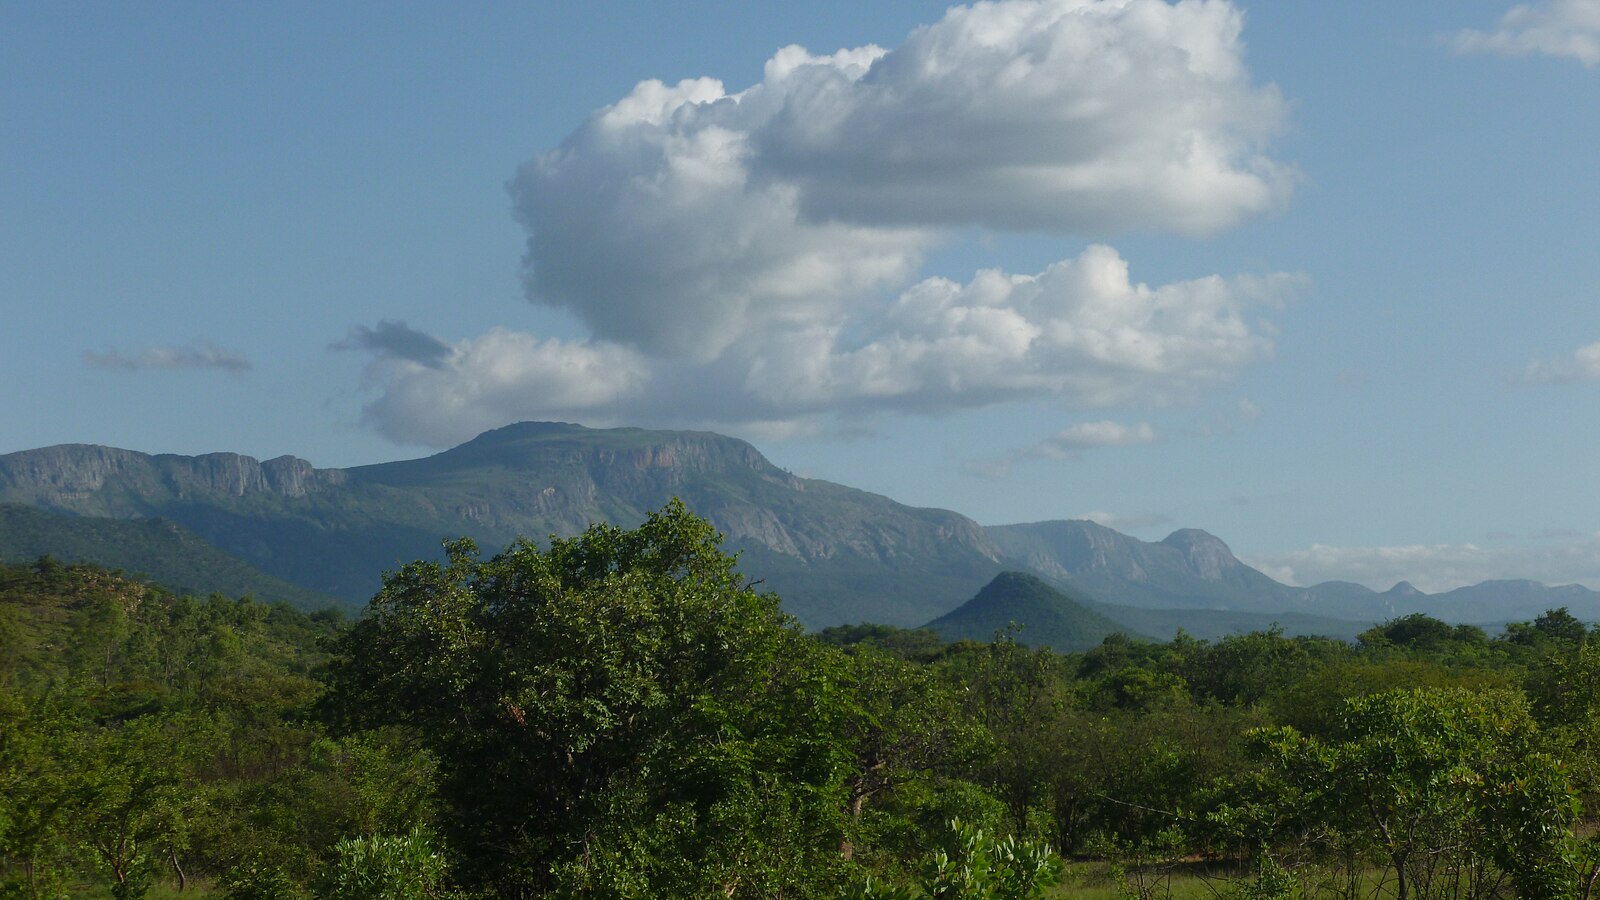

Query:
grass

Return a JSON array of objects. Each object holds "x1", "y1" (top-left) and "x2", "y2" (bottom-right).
[
  {"x1": 62, "y1": 877, "x2": 221, "y2": 898},
  {"x1": 1049, "y1": 858, "x2": 1245, "y2": 899},
  {"x1": 1049, "y1": 858, "x2": 1428, "y2": 900}
]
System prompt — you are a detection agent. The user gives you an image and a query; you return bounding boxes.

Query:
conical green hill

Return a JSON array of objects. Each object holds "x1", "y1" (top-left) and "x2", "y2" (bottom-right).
[{"x1": 924, "y1": 571, "x2": 1135, "y2": 652}]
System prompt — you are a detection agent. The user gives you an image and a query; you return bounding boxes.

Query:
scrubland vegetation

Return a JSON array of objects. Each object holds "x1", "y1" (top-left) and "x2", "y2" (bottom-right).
[{"x1": 5, "y1": 501, "x2": 1600, "y2": 898}]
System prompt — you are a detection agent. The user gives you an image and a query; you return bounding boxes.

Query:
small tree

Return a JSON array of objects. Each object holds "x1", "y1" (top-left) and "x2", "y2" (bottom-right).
[
  {"x1": 70, "y1": 712, "x2": 210, "y2": 899},
  {"x1": 848, "y1": 819, "x2": 1061, "y2": 900},
  {"x1": 1241, "y1": 687, "x2": 1579, "y2": 899},
  {"x1": 322, "y1": 826, "x2": 448, "y2": 900}
]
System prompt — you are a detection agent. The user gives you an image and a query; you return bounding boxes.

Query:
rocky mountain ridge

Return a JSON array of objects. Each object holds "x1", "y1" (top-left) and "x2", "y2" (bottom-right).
[
  {"x1": 0, "y1": 445, "x2": 345, "y2": 509},
  {"x1": 0, "y1": 423, "x2": 1007, "y2": 626},
  {"x1": 3, "y1": 422, "x2": 1593, "y2": 629}
]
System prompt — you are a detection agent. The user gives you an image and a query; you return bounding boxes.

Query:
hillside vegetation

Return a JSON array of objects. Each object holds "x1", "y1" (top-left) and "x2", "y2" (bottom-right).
[{"x1": 0, "y1": 504, "x2": 343, "y2": 611}]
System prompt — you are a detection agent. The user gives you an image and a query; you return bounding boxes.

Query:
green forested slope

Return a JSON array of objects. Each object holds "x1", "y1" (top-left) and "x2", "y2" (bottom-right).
[
  {"x1": 925, "y1": 571, "x2": 1135, "y2": 651},
  {"x1": 0, "y1": 558, "x2": 436, "y2": 898},
  {"x1": 0, "y1": 503, "x2": 344, "y2": 611}
]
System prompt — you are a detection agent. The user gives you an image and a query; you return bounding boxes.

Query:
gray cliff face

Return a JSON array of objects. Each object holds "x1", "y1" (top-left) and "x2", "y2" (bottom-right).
[
  {"x1": 153, "y1": 452, "x2": 346, "y2": 500},
  {"x1": 260, "y1": 455, "x2": 344, "y2": 497},
  {"x1": 989, "y1": 519, "x2": 1600, "y2": 625},
  {"x1": 1160, "y1": 528, "x2": 1238, "y2": 581},
  {"x1": 0, "y1": 445, "x2": 344, "y2": 512},
  {"x1": 9, "y1": 423, "x2": 1600, "y2": 630},
  {"x1": 984, "y1": 520, "x2": 1154, "y2": 581},
  {"x1": 0, "y1": 445, "x2": 150, "y2": 508}
]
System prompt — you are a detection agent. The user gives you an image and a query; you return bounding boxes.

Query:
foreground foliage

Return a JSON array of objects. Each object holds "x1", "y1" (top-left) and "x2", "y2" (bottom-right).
[{"x1": 6, "y1": 503, "x2": 1600, "y2": 897}]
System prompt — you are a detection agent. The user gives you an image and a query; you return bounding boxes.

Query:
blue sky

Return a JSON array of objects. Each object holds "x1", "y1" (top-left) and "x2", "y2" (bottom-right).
[{"x1": 4, "y1": 1, "x2": 1598, "y2": 592}]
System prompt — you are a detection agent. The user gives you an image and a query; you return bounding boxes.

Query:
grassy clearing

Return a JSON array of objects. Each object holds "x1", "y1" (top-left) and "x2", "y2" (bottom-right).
[
  {"x1": 1048, "y1": 859, "x2": 1417, "y2": 900},
  {"x1": 62, "y1": 879, "x2": 220, "y2": 899},
  {"x1": 1048, "y1": 859, "x2": 1243, "y2": 899}
]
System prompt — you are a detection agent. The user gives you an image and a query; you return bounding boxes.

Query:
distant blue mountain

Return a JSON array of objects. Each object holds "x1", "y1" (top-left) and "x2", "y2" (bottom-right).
[
  {"x1": 985, "y1": 519, "x2": 1600, "y2": 625},
  {"x1": 2, "y1": 422, "x2": 1591, "y2": 633}
]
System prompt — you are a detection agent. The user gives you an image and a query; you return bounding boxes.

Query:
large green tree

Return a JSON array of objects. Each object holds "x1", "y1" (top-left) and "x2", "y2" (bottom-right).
[{"x1": 325, "y1": 501, "x2": 864, "y2": 897}]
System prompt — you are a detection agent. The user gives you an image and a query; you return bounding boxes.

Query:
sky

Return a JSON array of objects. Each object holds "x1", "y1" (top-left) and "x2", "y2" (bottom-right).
[{"x1": 3, "y1": 0, "x2": 1599, "y2": 593}]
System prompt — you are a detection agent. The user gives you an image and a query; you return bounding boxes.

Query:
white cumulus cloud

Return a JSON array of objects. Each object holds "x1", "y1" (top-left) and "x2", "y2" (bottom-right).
[
  {"x1": 1449, "y1": 0, "x2": 1600, "y2": 67},
  {"x1": 350, "y1": 246, "x2": 1291, "y2": 446},
  {"x1": 356, "y1": 328, "x2": 652, "y2": 446},
  {"x1": 510, "y1": 0, "x2": 1292, "y2": 360},
  {"x1": 740, "y1": 245, "x2": 1290, "y2": 416},
  {"x1": 357, "y1": 0, "x2": 1298, "y2": 447}
]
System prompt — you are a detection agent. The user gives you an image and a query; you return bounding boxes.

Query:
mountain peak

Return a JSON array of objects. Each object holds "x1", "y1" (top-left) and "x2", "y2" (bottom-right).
[
  {"x1": 361, "y1": 421, "x2": 775, "y2": 483},
  {"x1": 973, "y1": 571, "x2": 1052, "y2": 603},
  {"x1": 468, "y1": 421, "x2": 586, "y2": 443},
  {"x1": 1159, "y1": 528, "x2": 1237, "y2": 580},
  {"x1": 463, "y1": 421, "x2": 753, "y2": 455},
  {"x1": 1385, "y1": 580, "x2": 1424, "y2": 596},
  {"x1": 1160, "y1": 528, "x2": 1231, "y2": 551}
]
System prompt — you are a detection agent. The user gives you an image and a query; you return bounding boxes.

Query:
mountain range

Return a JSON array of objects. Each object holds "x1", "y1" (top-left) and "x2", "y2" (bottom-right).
[{"x1": 2, "y1": 421, "x2": 1594, "y2": 632}]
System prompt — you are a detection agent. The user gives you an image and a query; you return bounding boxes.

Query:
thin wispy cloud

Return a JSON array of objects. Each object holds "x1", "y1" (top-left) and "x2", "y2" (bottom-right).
[
  {"x1": 1029, "y1": 421, "x2": 1158, "y2": 458},
  {"x1": 961, "y1": 458, "x2": 1014, "y2": 480},
  {"x1": 1449, "y1": 0, "x2": 1600, "y2": 67},
  {"x1": 333, "y1": 320, "x2": 454, "y2": 368},
  {"x1": 85, "y1": 343, "x2": 252, "y2": 373},
  {"x1": 1521, "y1": 340, "x2": 1600, "y2": 383},
  {"x1": 960, "y1": 419, "x2": 1157, "y2": 479},
  {"x1": 1079, "y1": 510, "x2": 1174, "y2": 531}
]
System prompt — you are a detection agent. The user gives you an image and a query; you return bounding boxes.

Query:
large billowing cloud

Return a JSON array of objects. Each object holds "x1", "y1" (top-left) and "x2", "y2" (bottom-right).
[
  {"x1": 740, "y1": 246, "x2": 1289, "y2": 414},
  {"x1": 511, "y1": 0, "x2": 1290, "y2": 359},
  {"x1": 355, "y1": 246, "x2": 1290, "y2": 445},
  {"x1": 1247, "y1": 532, "x2": 1600, "y2": 593},
  {"x1": 1449, "y1": 0, "x2": 1600, "y2": 67},
  {"x1": 356, "y1": 0, "x2": 1297, "y2": 446}
]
